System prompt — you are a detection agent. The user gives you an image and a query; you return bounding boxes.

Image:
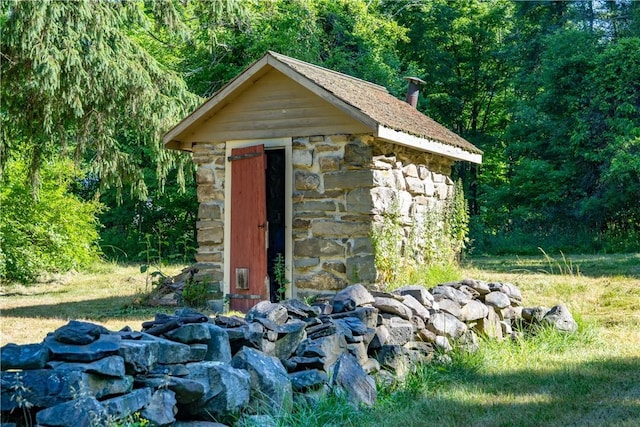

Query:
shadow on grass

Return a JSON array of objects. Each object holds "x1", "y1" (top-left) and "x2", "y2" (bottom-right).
[
  {"x1": 367, "y1": 357, "x2": 640, "y2": 427},
  {"x1": 465, "y1": 253, "x2": 640, "y2": 279},
  {"x1": 0, "y1": 296, "x2": 175, "y2": 321},
  {"x1": 0, "y1": 289, "x2": 70, "y2": 298}
]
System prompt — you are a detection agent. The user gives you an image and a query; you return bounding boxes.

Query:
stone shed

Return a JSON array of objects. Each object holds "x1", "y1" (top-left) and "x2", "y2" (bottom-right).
[{"x1": 163, "y1": 51, "x2": 482, "y2": 311}]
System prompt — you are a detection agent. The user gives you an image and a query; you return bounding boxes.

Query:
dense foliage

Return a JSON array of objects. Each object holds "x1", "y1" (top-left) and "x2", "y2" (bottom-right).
[
  {"x1": 1, "y1": 0, "x2": 638, "y2": 281},
  {"x1": 0, "y1": 158, "x2": 102, "y2": 282}
]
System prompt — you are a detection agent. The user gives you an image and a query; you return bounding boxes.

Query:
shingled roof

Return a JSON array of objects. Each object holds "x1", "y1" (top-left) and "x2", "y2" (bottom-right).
[{"x1": 164, "y1": 51, "x2": 482, "y2": 163}]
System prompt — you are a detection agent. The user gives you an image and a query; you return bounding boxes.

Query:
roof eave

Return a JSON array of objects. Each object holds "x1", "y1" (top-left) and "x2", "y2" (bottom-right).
[{"x1": 377, "y1": 125, "x2": 483, "y2": 164}]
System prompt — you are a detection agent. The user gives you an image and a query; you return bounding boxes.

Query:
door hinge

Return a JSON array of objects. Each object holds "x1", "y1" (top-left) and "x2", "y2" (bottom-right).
[{"x1": 228, "y1": 152, "x2": 262, "y2": 162}]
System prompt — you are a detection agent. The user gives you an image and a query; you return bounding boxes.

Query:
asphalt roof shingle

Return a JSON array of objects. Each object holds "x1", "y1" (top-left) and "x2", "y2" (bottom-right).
[{"x1": 270, "y1": 52, "x2": 482, "y2": 155}]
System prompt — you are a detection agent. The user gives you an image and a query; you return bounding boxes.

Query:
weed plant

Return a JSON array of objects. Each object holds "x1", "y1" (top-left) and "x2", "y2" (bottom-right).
[
  {"x1": 371, "y1": 180, "x2": 469, "y2": 289},
  {"x1": 181, "y1": 279, "x2": 209, "y2": 307},
  {"x1": 273, "y1": 253, "x2": 289, "y2": 301},
  {"x1": 8, "y1": 372, "x2": 34, "y2": 426}
]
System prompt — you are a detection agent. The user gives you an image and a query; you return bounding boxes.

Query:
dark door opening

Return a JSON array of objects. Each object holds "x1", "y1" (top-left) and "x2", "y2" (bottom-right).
[{"x1": 265, "y1": 149, "x2": 286, "y2": 302}]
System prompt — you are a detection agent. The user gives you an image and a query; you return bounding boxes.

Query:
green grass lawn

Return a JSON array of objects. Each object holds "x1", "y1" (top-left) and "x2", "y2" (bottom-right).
[
  {"x1": 1, "y1": 254, "x2": 639, "y2": 426},
  {"x1": 0, "y1": 263, "x2": 183, "y2": 345},
  {"x1": 282, "y1": 252, "x2": 640, "y2": 426}
]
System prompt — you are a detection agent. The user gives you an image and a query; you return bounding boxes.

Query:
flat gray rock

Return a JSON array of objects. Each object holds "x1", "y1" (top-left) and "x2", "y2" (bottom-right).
[
  {"x1": 1, "y1": 343, "x2": 49, "y2": 370},
  {"x1": 53, "y1": 320, "x2": 110, "y2": 345},
  {"x1": 474, "y1": 309, "x2": 503, "y2": 340},
  {"x1": 484, "y1": 291, "x2": 511, "y2": 309},
  {"x1": 489, "y1": 282, "x2": 522, "y2": 303},
  {"x1": 542, "y1": 304, "x2": 578, "y2": 332},
  {"x1": 102, "y1": 387, "x2": 152, "y2": 419},
  {"x1": 430, "y1": 285, "x2": 472, "y2": 304},
  {"x1": 427, "y1": 312, "x2": 467, "y2": 339},
  {"x1": 331, "y1": 353, "x2": 376, "y2": 407},
  {"x1": 139, "y1": 333, "x2": 192, "y2": 364},
  {"x1": 373, "y1": 297, "x2": 412, "y2": 320},
  {"x1": 416, "y1": 327, "x2": 437, "y2": 343},
  {"x1": 330, "y1": 306, "x2": 379, "y2": 329},
  {"x1": 437, "y1": 299, "x2": 462, "y2": 318},
  {"x1": 332, "y1": 284, "x2": 375, "y2": 313},
  {"x1": 385, "y1": 317, "x2": 414, "y2": 346},
  {"x1": 137, "y1": 376, "x2": 205, "y2": 405},
  {"x1": 499, "y1": 305, "x2": 522, "y2": 321},
  {"x1": 280, "y1": 298, "x2": 320, "y2": 318},
  {"x1": 392, "y1": 285, "x2": 435, "y2": 307},
  {"x1": 461, "y1": 278, "x2": 490, "y2": 295},
  {"x1": 44, "y1": 334, "x2": 121, "y2": 363},
  {"x1": 203, "y1": 324, "x2": 231, "y2": 363},
  {"x1": 47, "y1": 355, "x2": 126, "y2": 378},
  {"x1": 334, "y1": 317, "x2": 369, "y2": 336},
  {"x1": 119, "y1": 339, "x2": 159, "y2": 374},
  {"x1": 35, "y1": 396, "x2": 106, "y2": 427},
  {"x1": 460, "y1": 300, "x2": 490, "y2": 322},
  {"x1": 434, "y1": 335, "x2": 452, "y2": 352},
  {"x1": 289, "y1": 369, "x2": 328, "y2": 392},
  {"x1": 189, "y1": 343, "x2": 208, "y2": 362},
  {"x1": 245, "y1": 301, "x2": 288, "y2": 325},
  {"x1": 141, "y1": 389, "x2": 177, "y2": 426},
  {"x1": 165, "y1": 324, "x2": 212, "y2": 344},
  {"x1": 374, "y1": 345, "x2": 426, "y2": 377},
  {"x1": 183, "y1": 361, "x2": 251, "y2": 421},
  {"x1": 522, "y1": 306, "x2": 551, "y2": 323},
  {"x1": 81, "y1": 372, "x2": 134, "y2": 399},
  {"x1": 272, "y1": 320, "x2": 307, "y2": 361},
  {"x1": 231, "y1": 347, "x2": 293, "y2": 413},
  {"x1": 400, "y1": 294, "x2": 430, "y2": 320}
]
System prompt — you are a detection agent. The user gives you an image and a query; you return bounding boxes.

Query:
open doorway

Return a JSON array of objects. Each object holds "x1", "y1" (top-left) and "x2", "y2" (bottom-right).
[
  {"x1": 266, "y1": 149, "x2": 286, "y2": 302},
  {"x1": 224, "y1": 138, "x2": 292, "y2": 311}
]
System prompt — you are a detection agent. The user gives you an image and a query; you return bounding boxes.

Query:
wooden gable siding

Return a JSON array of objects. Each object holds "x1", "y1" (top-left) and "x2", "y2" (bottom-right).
[{"x1": 184, "y1": 69, "x2": 372, "y2": 143}]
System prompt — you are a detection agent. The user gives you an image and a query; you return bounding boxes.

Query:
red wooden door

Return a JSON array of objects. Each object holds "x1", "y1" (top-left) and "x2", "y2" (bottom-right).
[{"x1": 229, "y1": 145, "x2": 268, "y2": 312}]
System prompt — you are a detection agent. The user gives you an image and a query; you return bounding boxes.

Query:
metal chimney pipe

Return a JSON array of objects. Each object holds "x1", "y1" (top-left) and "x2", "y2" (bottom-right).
[{"x1": 404, "y1": 76, "x2": 426, "y2": 108}]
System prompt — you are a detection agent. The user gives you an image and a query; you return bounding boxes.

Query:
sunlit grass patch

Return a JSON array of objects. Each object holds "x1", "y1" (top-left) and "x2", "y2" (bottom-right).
[{"x1": 0, "y1": 264, "x2": 185, "y2": 345}]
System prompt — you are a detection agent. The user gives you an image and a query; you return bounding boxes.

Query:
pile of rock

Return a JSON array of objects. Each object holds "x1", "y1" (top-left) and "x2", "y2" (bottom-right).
[{"x1": 1, "y1": 280, "x2": 577, "y2": 426}]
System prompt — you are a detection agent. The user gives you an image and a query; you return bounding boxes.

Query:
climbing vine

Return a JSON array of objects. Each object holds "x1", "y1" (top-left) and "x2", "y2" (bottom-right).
[{"x1": 371, "y1": 180, "x2": 469, "y2": 286}]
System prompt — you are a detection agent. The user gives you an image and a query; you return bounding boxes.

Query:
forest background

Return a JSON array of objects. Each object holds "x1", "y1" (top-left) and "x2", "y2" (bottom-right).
[{"x1": 1, "y1": 0, "x2": 639, "y2": 283}]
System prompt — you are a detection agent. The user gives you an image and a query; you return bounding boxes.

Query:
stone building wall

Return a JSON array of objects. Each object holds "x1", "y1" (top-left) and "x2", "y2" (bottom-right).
[
  {"x1": 291, "y1": 134, "x2": 376, "y2": 296},
  {"x1": 192, "y1": 142, "x2": 226, "y2": 298},
  {"x1": 189, "y1": 135, "x2": 456, "y2": 299},
  {"x1": 291, "y1": 135, "x2": 455, "y2": 297},
  {"x1": 369, "y1": 140, "x2": 456, "y2": 267}
]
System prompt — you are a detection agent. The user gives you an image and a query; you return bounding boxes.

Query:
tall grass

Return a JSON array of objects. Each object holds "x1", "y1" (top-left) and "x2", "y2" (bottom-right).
[
  {"x1": 269, "y1": 319, "x2": 631, "y2": 427},
  {"x1": 386, "y1": 262, "x2": 463, "y2": 292},
  {"x1": 537, "y1": 248, "x2": 581, "y2": 276}
]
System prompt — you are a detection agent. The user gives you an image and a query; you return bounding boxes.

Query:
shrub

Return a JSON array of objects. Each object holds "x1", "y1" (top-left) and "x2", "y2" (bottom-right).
[{"x1": 0, "y1": 158, "x2": 102, "y2": 283}]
